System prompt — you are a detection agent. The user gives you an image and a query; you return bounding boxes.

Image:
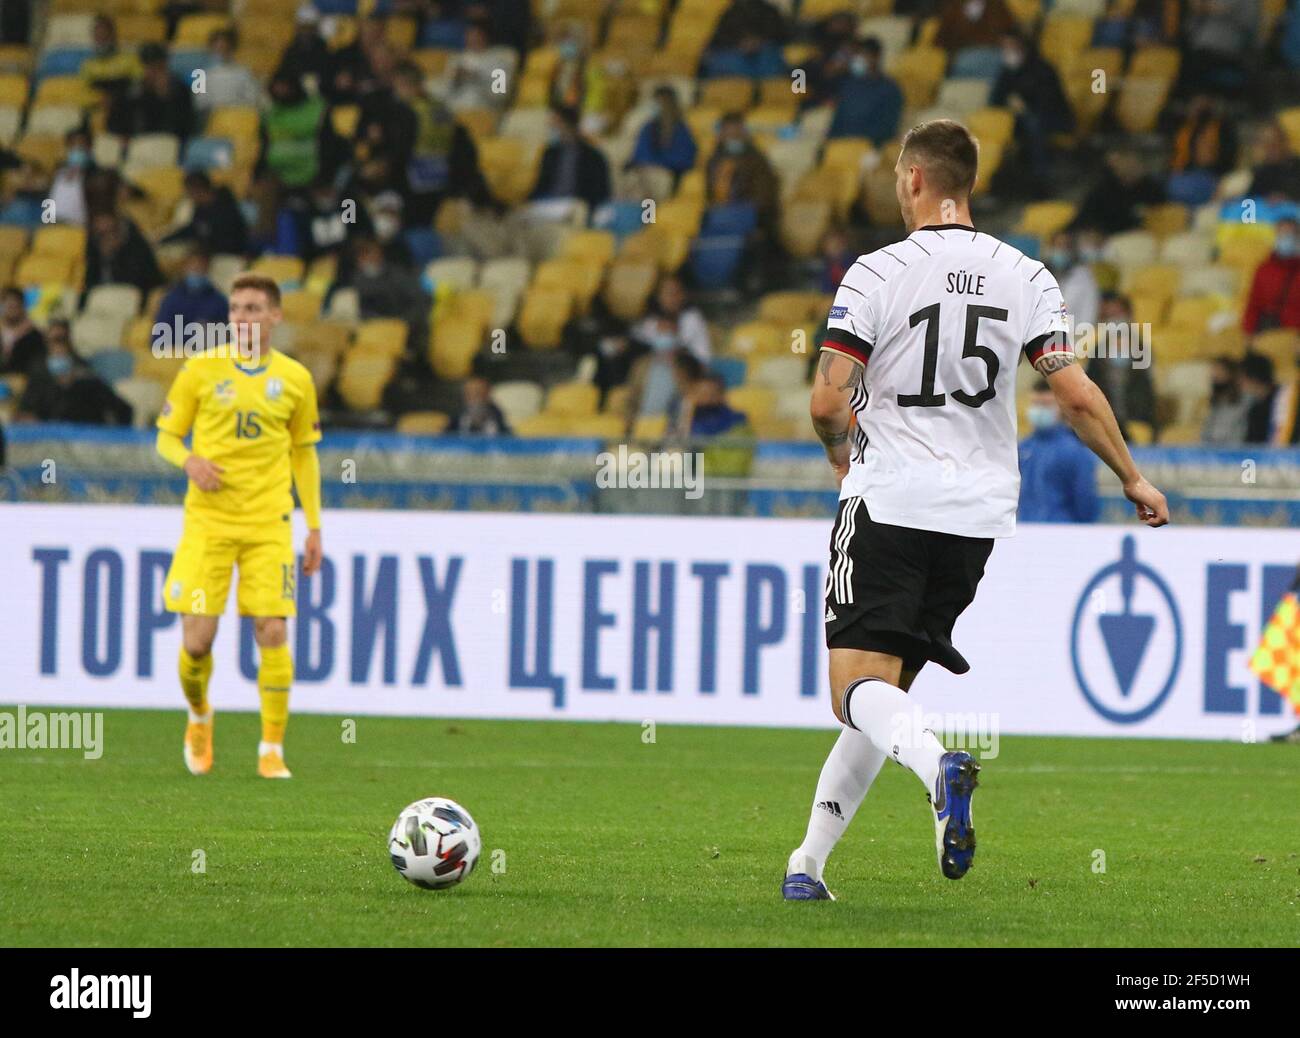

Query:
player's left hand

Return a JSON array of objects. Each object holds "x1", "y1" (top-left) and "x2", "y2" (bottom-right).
[{"x1": 303, "y1": 529, "x2": 323, "y2": 576}]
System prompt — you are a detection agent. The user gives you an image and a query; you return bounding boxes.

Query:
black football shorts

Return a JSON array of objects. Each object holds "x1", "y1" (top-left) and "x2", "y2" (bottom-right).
[{"x1": 824, "y1": 496, "x2": 994, "y2": 674}]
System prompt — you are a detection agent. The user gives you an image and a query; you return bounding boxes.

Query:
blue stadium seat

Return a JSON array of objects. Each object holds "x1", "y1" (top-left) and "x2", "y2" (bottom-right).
[
  {"x1": 1091, "y1": 18, "x2": 1130, "y2": 48},
  {"x1": 183, "y1": 137, "x2": 234, "y2": 172},
  {"x1": 402, "y1": 228, "x2": 442, "y2": 267},
  {"x1": 0, "y1": 198, "x2": 43, "y2": 228},
  {"x1": 419, "y1": 19, "x2": 467, "y2": 48},
  {"x1": 170, "y1": 50, "x2": 211, "y2": 84},
  {"x1": 1003, "y1": 233, "x2": 1041, "y2": 259},
  {"x1": 36, "y1": 48, "x2": 92, "y2": 80},
  {"x1": 592, "y1": 201, "x2": 648, "y2": 241},
  {"x1": 689, "y1": 235, "x2": 746, "y2": 289},
  {"x1": 711, "y1": 356, "x2": 747, "y2": 389},
  {"x1": 950, "y1": 46, "x2": 1004, "y2": 82},
  {"x1": 90, "y1": 349, "x2": 135, "y2": 384},
  {"x1": 702, "y1": 203, "x2": 757, "y2": 237}
]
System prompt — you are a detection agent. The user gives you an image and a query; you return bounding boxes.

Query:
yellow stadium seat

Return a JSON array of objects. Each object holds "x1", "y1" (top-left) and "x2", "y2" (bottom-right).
[
  {"x1": 632, "y1": 414, "x2": 669, "y2": 440},
  {"x1": 1142, "y1": 202, "x2": 1189, "y2": 238},
  {"x1": 567, "y1": 414, "x2": 627, "y2": 439},
  {"x1": 429, "y1": 316, "x2": 483, "y2": 380},
  {"x1": 174, "y1": 14, "x2": 232, "y2": 47},
  {"x1": 967, "y1": 107, "x2": 1015, "y2": 152},
  {"x1": 330, "y1": 104, "x2": 360, "y2": 139},
  {"x1": 298, "y1": 321, "x2": 352, "y2": 359},
  {"x1": 1016, "y1": 200, "x2": 1077, "y2": 239},
  {"x1": 1167, "y1": 297, "x2": 1224, "y2": 334},
  {"x1": 1116, "y1": 78, "x2": 1172, "y2": 134},
  {"x1": 518, "y1": 287, "x2": 573, "y2": 349},
  {"x1": 1250, "y1": 328, "x2": 1300, "y2": 367},
  {"x1": 279, "y1": 290, "x2": 322, "y2": 325},
  {"x1": 886, "y1": 47, "x2": 946, "y2": 110},
  {"x1": 780, "y1": 200, "x2": 831, "y2": 259},
  {"x1": 1278, "y1": 107, "x2": 1300, "y2": 155},
  {"x1": 33, "y1": 224, "x2": 87, "y2": 260},
  {"x1": 1129, "y1": 45, "x2": 1180, "y2": 81},
  {"x1": 560, "y1": 229, "x2": 616, "y2": 267},
  {"x1": 207, "y1": 106, "x2": 259, "y2": 144},
  {"x1": 514, "y1": 413, "x2": 573, "y2": 438},
  {"x1": 544, "y1": 381, "x2": 600, "y2": 418},
  {"x1": 34, "y1": 75, "x2": 93, "y2": 108},
  {"x1": 0, "y1": 73, "x2": 26, "y2": 107},
  {"x1": 1040, "y1": 14, "x2": 1095, "y2": 70},
  {"x1": 1124, "y1": 264, "x2": 1181, "y2": 303},
  {"x1": 354, "y1": 319, "x2": 408, "y2": 358},
  {"x1": 337, "y1": 353, "x2": 396, "y2": 412},
  {"x1": 603, "y1": 260, "x2": 658, "y2": 320},
  {"x1": 16, "y1": 252, "x2": 75, "y2": 287},
  {"x1": 728, "y1": 320, "x2": 786, "y2": 357},
  {"x1": 0, "y1": 227, "x2": 29, "y2": 263},
  {"x1": 533, "y1": 258, "x2": 603, "y2": 313},
  {"x1": 396, "y1": 411, "x2": 450, "y2": 436},
  {"x1": 726, "y1": 385, "x2": 777, "y2": 422},
  {"x1": 250, "y1": 255, "x2": 305, "y2": 287},
  {"x1": 116, "y1": 14, "x2": 167, "y2": 43}
]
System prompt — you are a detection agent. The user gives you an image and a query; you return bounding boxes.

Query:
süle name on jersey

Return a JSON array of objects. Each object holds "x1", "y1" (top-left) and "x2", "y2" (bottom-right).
[{"x1": 946, "y1": 270, "x2": 986, "y2": 296}]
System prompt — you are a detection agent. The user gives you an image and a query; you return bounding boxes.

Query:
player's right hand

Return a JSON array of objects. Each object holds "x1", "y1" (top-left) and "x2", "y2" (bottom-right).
[
  {"x1": 183, "y1": 455, "x2": 224, "y2": 492},
  {"x1": 1123, "y1": 476, "x2": 1169, "y2": 528}
]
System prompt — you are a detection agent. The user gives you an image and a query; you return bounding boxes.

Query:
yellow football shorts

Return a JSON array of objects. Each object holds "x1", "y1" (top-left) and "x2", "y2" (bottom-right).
[{"x1": 164, "y1": 521, "x2": 297, "y2": 617}]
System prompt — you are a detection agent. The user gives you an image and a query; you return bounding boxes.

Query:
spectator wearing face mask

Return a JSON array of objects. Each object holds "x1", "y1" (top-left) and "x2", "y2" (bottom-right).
[
  {"x1": 1044, "y1": 231, "x2": 1099, "y2": 333},
  {"x1": 154, "y1": 249, "x2": 228, "y2": 333},
  {"x1": 348, "y1": 236, "x2": 429, "y2": 353},
  {"x1": 990, "y1": 32, "x2": 1073, "y2": 186},
  {"x1": 446, "y1": 376, "x2": 512, "y2": 436},
  {"x1": 1201, "y1": 356, "x2": 1250, "y2": 445},
  {"x1": 1242, "y1": 219, "x2": 1300, "y2": 334},
  {"x1": 15, "y1": 320, "x2": 133, "y2": 426},
  {"x1": 49, "y1": 127, "x2": 96, "y2": 226},
  {"x1": 0, "y1": 287, "x2": 46, "y2": 376},
  {"x1": 935, "y1": 0, "x2": 1017, "y2": 51},
  {"x1": 629, "y1": 279, "x2": 712, "y2": 419},
  {"x1": 707, "y1": 113, "x2": 781, "y2": 235},
  {"x1": 1017, "y1": 379, "x2": 1100, "y2": 523},
  {"x1": 826, "y1": 37, "x2": 902, "y2": 147},
  {"x1": 443, "y1": 19, "x2": 517, "y2": 114}
]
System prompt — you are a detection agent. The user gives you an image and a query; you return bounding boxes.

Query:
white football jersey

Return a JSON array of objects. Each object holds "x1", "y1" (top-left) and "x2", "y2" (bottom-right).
[{"x1": 822, "y1": 224, "x2": 1074, "y2": 539}]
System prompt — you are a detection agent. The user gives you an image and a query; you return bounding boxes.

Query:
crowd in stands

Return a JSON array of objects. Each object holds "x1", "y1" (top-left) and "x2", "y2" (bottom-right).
[{"x1": 0, "y1": 0, "x2": 1297, "y2": 456}]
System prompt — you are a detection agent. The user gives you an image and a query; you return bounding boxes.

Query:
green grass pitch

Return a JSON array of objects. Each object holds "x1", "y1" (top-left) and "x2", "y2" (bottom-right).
[{"x1": 1, "y1": 707, "x2": 1296, "y2": 947}]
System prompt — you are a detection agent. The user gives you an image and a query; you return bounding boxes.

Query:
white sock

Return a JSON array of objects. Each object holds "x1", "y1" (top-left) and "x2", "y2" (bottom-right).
[
  {"x1": 843, "y1": 677, "x2": 946, "y2": 798},
  {"x1": 187, "y1": 708, "x2": 211, "y2": 724},
  {"x1": 788, "y1": 727, "x2": 886, "y2": 882},
  {"x1": 258, "y1": 741, "x2": 283, "y2": 757}
]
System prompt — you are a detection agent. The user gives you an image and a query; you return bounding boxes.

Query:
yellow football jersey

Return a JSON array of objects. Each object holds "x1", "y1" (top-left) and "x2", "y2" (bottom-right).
[{"x1": 157, "y1": 349, "x2": 321, "y2": 532}]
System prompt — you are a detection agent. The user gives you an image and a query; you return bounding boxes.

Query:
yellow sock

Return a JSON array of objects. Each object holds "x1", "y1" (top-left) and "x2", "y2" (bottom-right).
[
  {"x1": 179, "y1": 648, "x2": 212, "y2": 716},
  {"x1": 258, "y1": 644, "x2": 293, "y2": 746}
]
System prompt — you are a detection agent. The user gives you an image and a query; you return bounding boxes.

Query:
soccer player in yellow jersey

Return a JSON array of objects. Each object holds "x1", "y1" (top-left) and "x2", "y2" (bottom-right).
[{"x1": 155, "y1": 274, "x2": 323, "y2": 779}]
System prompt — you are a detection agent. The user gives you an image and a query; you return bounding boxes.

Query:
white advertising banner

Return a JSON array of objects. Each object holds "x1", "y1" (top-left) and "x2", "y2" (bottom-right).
[{"x1": 1, "y1": 503, "x2": 1296, "y2": 740}]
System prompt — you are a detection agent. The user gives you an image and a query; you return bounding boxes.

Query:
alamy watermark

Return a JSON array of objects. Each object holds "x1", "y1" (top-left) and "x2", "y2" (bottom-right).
[
  {"x1": 0, "y1": 706, "x2": 103, "y2": 759},
  {"x1": 595, "y1": 445, "x2": 705, "y2": 500},
  {"x1": 150, "y1": 317, "x2": 262, "y2": 365}
]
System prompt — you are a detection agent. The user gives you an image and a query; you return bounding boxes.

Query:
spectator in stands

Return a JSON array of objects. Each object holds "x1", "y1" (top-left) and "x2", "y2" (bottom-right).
[
  {"x1": 632, "y1": 276, "x2": 712, "y2": 364},
  {"x1": 154, "y1": 249, "x2": 228, "y2": 333},
  {"x1": 990, "y1": 32, "x2": 1073, "y2": 185},
  {"x1": 328, "y1": 13, "x2": 386, "y2": 102},
  {"x1": 819, "y1": 227, "x2": 855, "y2": 294},
  {"x1": 1241, "y1": 218, "x2": 1300, "y2": 333},
  {"x1": 653, "y1": 348, "x2": 705, "y2": 433},
  {"x1": 683, "y1": 372, "x2": 748, "y2": 440},
  {"x1": 48, "y1": 128, "x2": 95, "y2": 227},
  {"x1": 464, "y1": 0, "x2": 532, "y2": 60},
  {"x1": 275, "y1": 4, "x2": 333, "y2": 90},
  {"x1": 707, "y1": 28, "x2": 787, "y2": 79},
  {"x1": 805, "y1": 11, "x2": 856, "y2": 106},
  {"x1": 1045, "y1": 231, "x2": 1100, "y2": 333},
  {"x1": 1248, "y1": 122, "x2": 1300, "y2": 202},
  {"x1": 1241, "y1": 351, "x2": 1281, "y2": 443},
  {"x1": 14, "y1": 320, "x2": 132, "y2": 427},
  {"x1": 84, "y1": 210, "x2": 164, "y2": 299},
  {"x1": 348, "y1": 237, "x2": 429, "y2": 353},
  {"x1": 593, "y1": 324, "x2": 647, "y2": 406},
  {"x1": 530, "y1": 105, "x2": 611, "y2": 215},
  {"x1": 0, "y1": 160, "x2": 48, "y2": 228},
  {"x1": 1017, "y1": 379, "x2": 1100, "y2": 523},
  {"x1": 1088, "y1": 293, "x2": 1157, "y2": 440},
  {"x1": 261, "y1": 71, "x2": 333, "y2": 193},
  {"x1": 628, "y1": 87, "x2": 697, "y2": 184},
  {"x1": 1070, "y1": 149, "x2": 1165, "y2": 235},
  {"x1": 934, "y1": 0, "x2": 1017, "y2": 51},
  {"x1": 549, "y1": 25, "x2": 598, "y2": 130},
  {"x1": 390, "y1": 61, "x2": 490, "y2": 224},
  {"x1": 446, "y1": 376, "x2": 511, "y2": 436},
  {"x1": 707, "y1": 113, "x2": 780, "y2": 235},
  {"x1": 295, "y1": 175, "x2": 373, "y2": 266},
  {"x1": 1201, "y1": 357, "x2": 1250, "y2": 445},
  {"x1": 826, "y1": 37, "x2": 902, "y2": 147},
  {"x1": 710, "y1": 0, "x2": 789, "y2": 50},
  {"x1": 1182, "y1": 0, "x2": 1258, "y2": 97},
  {"x1": 196, "y1": 28, "x2": 262, "y2": 113},
  {"x1": 1077, "y1": 228, "x2": 1120, "y2": 293},
  {"x1": 1169, "y1": 94, "x2": 1237, "y2": 177},
  {"x1": 81, "y1": 16, "x2": 142, "y2": 101},
  {"x1": 163, "y1": 171, "x2": 250, "y2": 257},
  {"x1": 110, "y1": 42, "x2": 195, "y2": 140},
  {"x1": 443, "y1": 18, "x2": 517, "y2": 114},
  {"x1": 0, "y1": 287, "x2": 46, "y2": 376}
]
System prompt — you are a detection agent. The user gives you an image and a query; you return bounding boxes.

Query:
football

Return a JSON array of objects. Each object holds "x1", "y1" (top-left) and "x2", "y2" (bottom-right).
[{"x1": 387, "y1": 797, "x2": 481, "y2": 890}]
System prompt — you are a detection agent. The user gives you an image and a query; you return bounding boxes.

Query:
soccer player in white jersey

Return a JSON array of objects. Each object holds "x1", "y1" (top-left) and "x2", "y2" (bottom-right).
[{"x1": 782, "y1": 120, "x2": 1169, "y2": 900}]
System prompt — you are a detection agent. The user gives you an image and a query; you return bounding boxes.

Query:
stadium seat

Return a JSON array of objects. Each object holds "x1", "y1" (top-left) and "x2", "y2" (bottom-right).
[
  {"x1": 396, "y1": 411, "x2": 450, "y2": 436},
  {"x1": 89, "y1": 348, "x2": 135, "y2": 384},
  {"x1": 1159, "y1": 231, "x2": 1215, "y2": 267},
  {"x1": 354, "y1": 319, "x2": 409, "y2": 359},
  {"x1": 33, "y1": 75, "x2": 93, "y2": 108},
  {"x1": 513, "y1": 413, "x2": 573, "y2": 438},
  {"x1": 113, "y1": 376, "x2": 166, "y2": 428},
  {"x1": 337, "y1": 353, "x2": 396, "y2": 412},
  {"x1": 603, "y1": 259, "x2": 658, "y2": 320},
  {"x1": 726, "y1": 385, "x2": 777, "y2": 422},
  {"x1": 728, "y1": 320, "x2": 785, "y2": 357},
  {"x1": 429, "y1": 317, "x2": 483, "y2": 380},
  {"x1": 71, "y1": 314, "x2": 127, "y2": 356},
  {"x1": 279, "y1": 290, "x2": 322, "y2": 325},
  {"x1": 84, "y1": 284, "x2": 142, "y2": 321},
  {"x1": 26, "y1": 105, "x2": 82, "y2": 138},
  {"x1": 518, "y1": 287, "x2": 573, "y2": 349},
  {"x1": 949, "y1": 47, "x2": 1004, "y2": 82},
  {"x1": 1017, "y1": 201, "x2": 1077, "y2": 239},
  {"x1": 251, "y1": 255, "x2": 306, "y2": 287},
  {"x1": 1104, "y1": 230, "x2": 1159, "y2": 269},
  {"x1": 492, "y1": 381, "x2": 545, "y2": 425},
  {"x1": 124, "y1": 133, "x2": 181, "y2": 172},
  {"x1": 298, "y1": 321, "x2": 352, "y2": 359},
  {"x1": 750, "y1": 354, "x2": 805, "y2": 391},
  {"x1": 936, "y1": 78, "x2": 992, "y2": 115},
  {"x1": 567, "y1": 414, "x2": 626, "y2": 439},
  {"x1": 544, "y1": 381, "x2": 600, "y2": 419}
]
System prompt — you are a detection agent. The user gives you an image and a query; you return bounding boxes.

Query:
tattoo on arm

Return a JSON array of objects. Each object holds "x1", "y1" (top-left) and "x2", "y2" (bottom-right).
[
  {"x1": 1034, "y1": 351, "x2": 1077, "y2": 376},
  {"x1": 818, "y1": 351, "x2": 864, "y2": 391},
  {"x1": 818, "y1": 428, "x2": 849, "y2": 447}
]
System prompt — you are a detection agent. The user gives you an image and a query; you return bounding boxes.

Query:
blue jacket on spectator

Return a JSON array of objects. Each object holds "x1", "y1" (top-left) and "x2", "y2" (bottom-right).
[
  {"x1": 1017, "y1": 424, "x2": 1100, "y2": 523},
  {"x1": 630, "y1": 119, "x2": 697, "y2": 175},
  {"x1": 828, "y1": 72, "x2": 903, "y2": 145},
  {"x1": 155, "y1": 278, "x2": 229, "y2": 333}
]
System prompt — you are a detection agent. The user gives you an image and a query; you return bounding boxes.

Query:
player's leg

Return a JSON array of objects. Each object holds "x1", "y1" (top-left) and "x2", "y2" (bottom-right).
[
  {"x1": 164, "y1": 527, "x2": 234, "y2": 775},
  {"x1": 237, "y1": 534, "x2": 298, "y2": 778}
]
